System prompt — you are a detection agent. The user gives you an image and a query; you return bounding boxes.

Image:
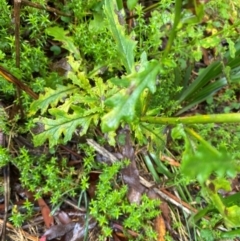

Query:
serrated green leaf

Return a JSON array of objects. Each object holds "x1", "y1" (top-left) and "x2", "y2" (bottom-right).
[
  {"x1": 66, "y1": 56, "x2": 92, "y2": 89},
  {"x1": 101, "y1": 60, "x2": 160, "y2": 132},
  {"x1": 29, "y1": 84, "x2": 78, "y2": 115},
  {"x1": 45, "y1": 26, "x2": 80, "y2": 59},
  {"x1": 110, "y1": 77, "x2": 130, "y2": 88},
  {"x1": 45, "y1": 26, "x2": 66, "y2": 40},
  {"x1": 205, "y1": 178, "x2": 240, "y2": 228},
  {"x1": 172, "y1": 126, "x2": 238, "y2": 184},
  {"x1": 104, "y1": 0, "x2": 136, "y2": 73},
  {"x1": 181, "y1": 144, "x2": 237, "y2": 184},
  {"x1": 210, "y1": 178, "x2": 232, "y2": 192},
  {"x1": 224, "y1": 205, "x2": 240, "y2": 227},
  {"x1": 200, "y1": 36, "x2": 221, "y2": 49},
  {"x1": 33, "y1": 108, "x2": 96, "y2": 147},
  {"x1": 89, "y1": 12, "x2": 105, "y2": 31},
  {"x1": 56, "y1": 98, "x2": 74, "y2": 112}
]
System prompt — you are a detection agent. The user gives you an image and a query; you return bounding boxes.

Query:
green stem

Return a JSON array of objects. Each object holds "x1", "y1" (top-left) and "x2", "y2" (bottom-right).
[
  {"x1": 163, "y1": 0, "x2": 182, "y2": 57},
  {"x1": 184, "y1": 127, "x2": 220, "y2": 156},
  {"x1": 141, "y1": 113, "x2": 240, "y2": 125}
]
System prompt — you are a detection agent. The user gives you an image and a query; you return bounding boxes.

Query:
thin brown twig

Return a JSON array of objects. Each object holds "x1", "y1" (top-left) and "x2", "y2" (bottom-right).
[
  {"x1": 0, "y1": 65, "x2": 38, "y2": 99},
  {"x1": 87, "y1": 139, "x2": 118, "y2": 164},
  {"x1": 63, "y1": 199, "x2": 86, "y2": 212},
  {"x1": 14, "y1": 0, "x2": 25, "y2": 117},
  {"x1": 21, "y1": 0, "x2": 71, "y2": 17},
  {"x1": 14, "y1": 0, "x2": 21, "y2": 68},
  {"x1": 0, "y1": 104, "x2": 11, "y2": 241},
  {"x1": 1, "y1": 164, "x2": 10, "y2": 241}
]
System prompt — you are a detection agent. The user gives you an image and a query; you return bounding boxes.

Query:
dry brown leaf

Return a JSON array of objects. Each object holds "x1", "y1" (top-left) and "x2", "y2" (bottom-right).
[
  {"x1": 160, "y1": 155, "x2": 180, "y2": 167},
  {"x1": 120, "y1": 126, "x2": 144, "y2": 204},
  {"x1": 43, "y1": 222, "x2": 75, "y2": 240},
  {"x1": 37, "y1": 198, "x2": 54, "y2": 228},
  {"x1": 160, "y1": 201, "x2": 171, "y2": 227},
  {"x1": 121, "y1": 161, "x2": 145, "y2": 204},
  {"x1": 155, "y1": 215, "x2": 166, "y2": 241}
]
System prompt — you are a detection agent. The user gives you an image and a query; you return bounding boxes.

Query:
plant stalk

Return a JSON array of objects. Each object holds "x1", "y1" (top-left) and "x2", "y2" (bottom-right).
[{"x1": 141, "y1": 113, "x2": 240, "y2": 125}]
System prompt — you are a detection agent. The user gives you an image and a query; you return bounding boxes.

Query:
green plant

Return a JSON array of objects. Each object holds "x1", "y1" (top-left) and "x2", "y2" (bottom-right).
[
  {"x1": 25, "y1": 0, "x2": 240, "y2": 150},
  {"x1": 89, "y1": 161, "x2": 160, "y2": 240},
  {"x1": 171, "y1": 125, "x2": 240, "y2": 229},
  {"x1": 27, "y1": 0, "x2": 240, "y2": 235},
  {"x1": 10, "y1": 206, "x2": 27, "y2": 227},
  {"x1": 12, "y1": 148, "x2": 77, "y2": 202},
  {"x1": 0, "y1": 146, "x2": 10, "y2": 167},
  {"x1": 9, "y1": 200, "x2": 34, "y2": 227},
  {"x1": 1, "y1": 0, "x2": 240, "y2": 239}
]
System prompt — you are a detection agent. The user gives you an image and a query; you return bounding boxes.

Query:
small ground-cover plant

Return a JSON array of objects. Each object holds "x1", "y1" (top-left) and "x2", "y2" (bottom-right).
[{"x1": 89, "y1": 161, "x2": 160, "y2": 240}]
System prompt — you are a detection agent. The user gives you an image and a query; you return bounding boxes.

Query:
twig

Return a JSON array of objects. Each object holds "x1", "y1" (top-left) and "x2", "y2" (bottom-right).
[
  {"x1": 0, "y1": 117, "x2": 9, "y2": 241},
  {"x1": 21, "y1": 0, "x2": 71, "y2": 17},
  {"x1": 0, "y1": 65, "x2": 38, "y2": 99},
  {"x1": 63, "y1": 199, "x2": 86, "y2": 213},
  {"x1": 139, "y1": 177, "x2": 192, "y2": 214},
  {"x1": 87, "y1": 139, "x2": 118, "y2": 164},
  {"x1": 1, "y1": 165, "x2": 10, "y2": 241},
  {"x1": 14, "y1": 0, "x2": 21, "y2": 68},
  {"x1": 14, "y1": 0, "x2": 25, "y2": 117}
]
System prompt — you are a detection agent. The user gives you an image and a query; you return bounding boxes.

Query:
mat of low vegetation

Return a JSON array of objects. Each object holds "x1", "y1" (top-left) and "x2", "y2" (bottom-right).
[{"x1": 0, "y1": 0, "x2": 240, "y2": 240}]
